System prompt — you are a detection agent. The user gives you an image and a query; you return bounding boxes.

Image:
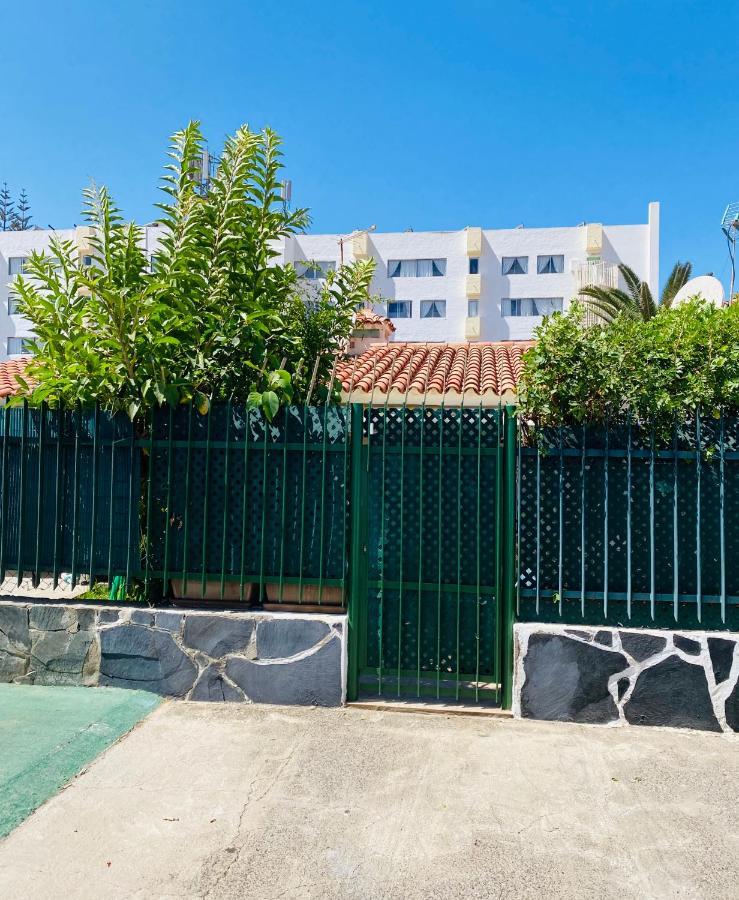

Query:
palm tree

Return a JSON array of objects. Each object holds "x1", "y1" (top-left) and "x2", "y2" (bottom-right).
[{"x1": 580, "y1": 261, "x2": 692, "y2": 323}]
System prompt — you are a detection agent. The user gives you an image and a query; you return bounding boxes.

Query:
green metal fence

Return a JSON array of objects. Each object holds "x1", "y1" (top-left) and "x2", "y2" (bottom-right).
[
  {"x1": 346, "y1": 403, "x2": 517, "y2": 706},
  {"x1": 0, "y1": 402, "x2": 139, "y2": 586},
  {"x1": 144, "y1": 401, "x2": 351, "y2": 603},
  {"x1": 5, "y1": 395, "x2": 738, "y2": 709},
  {"x1": 517, "y1": 414, "x2": 739, "y2": 632},
  {"x1": 0, "y1": 400, "x2": 350, "y2": 605}
]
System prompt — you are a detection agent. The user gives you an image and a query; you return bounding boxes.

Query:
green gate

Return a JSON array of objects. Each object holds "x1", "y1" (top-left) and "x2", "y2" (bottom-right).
[{"x1": 347, "y1": 403, "x2": 516, "y2": 707}]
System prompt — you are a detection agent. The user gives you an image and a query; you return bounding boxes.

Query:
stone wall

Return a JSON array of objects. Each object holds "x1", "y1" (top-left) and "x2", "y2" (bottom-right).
[
  {"x1": 0, "y1": 600, "x2": 346, "y2": 706},
  {"x1": 514, "y1": 623, "x2": 739, "y2": 733}
]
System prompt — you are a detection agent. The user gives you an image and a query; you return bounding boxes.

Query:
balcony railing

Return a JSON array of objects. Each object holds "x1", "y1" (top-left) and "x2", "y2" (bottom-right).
[{"x1": 570, "y1": 259, "x2": 619, "y2": 324}]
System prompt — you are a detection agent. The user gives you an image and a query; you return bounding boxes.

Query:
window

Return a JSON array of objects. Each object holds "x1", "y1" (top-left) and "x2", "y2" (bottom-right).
[
  {"x1": 7, "y1": 294, "x2": 20, "y2": 315},
  {"x1": 537, "y1": 254, "x2": 564, "y2": 274},
  {"x1": 8, "y1": 257, "x2": 28, "y2": 276},
  {"x1": 299, "y1": 260, "x2": 336, "y2": 280},
  {"x1": 7, "y1": 337, "x2": 30, "y2": 355},
  {"x1": 420, "y1": 300, "x2": 446, "y2": 319},
  {"x1": 502, "y1": 298, "x2": 563, "y2": 317},
  {"x1": 81, "y1": 255, "x2": 94, "y2": 268},
  {"x1": 467, "y1": 300, "x2": 479, "y2": 317},
  {"x1": 387, "y1": 301, "x2": 412, "y2": 318},
  {"x1": 352, "y1": 328, "x2": 381, "y2": 338},
  {"x1": 387, "y1": 258, "x2": 446, "y2": 278},
  {"x1": 468, "y1": 258, "x2": 479, "y2": 275},
  {"x1": 502, "y1": 256, "x2": 528, "y2": 275}
]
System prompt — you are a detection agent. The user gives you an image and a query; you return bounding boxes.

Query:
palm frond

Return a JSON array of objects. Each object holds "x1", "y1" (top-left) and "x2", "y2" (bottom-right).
[
  {"x1": 579, "y1": 285, "x2": 642, "y2": 323},
  {"x1": 661, "y1": 261, "x2": 692, "y2": 309},
  {"x1": 618, "y1": 264, "x2": 643, "y2": 306}
]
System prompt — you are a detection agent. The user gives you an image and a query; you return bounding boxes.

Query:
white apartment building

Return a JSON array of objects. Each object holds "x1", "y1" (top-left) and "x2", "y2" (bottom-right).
[{"x1": 0, "y1": 203, "x2": 658, "y2": 358}]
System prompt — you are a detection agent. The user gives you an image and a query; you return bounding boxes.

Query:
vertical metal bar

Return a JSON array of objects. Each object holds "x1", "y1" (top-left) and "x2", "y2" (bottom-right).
[
  {"x1": 317, "y1": 402, "x2": 329, "y2": 605},
  {"x1": 474, "y1": 401, "x2": 483, "y2": 701},
  {"x1": 378, "y1": 399, "x2": 389, "y2": 695},
  {"x1": 696, "y1": 410, "x2": 702, "y2": 623},
  {"x1": 125, "y1": 418, "x2": 135, "y2": 594},
  {"x1": 219, "y1": 400, "x2": 232, "y2": 601},
  {"x1": 455, "y1": 404, "x2": 463, "y2": 702},
  {"x1": 494, "y1": 401, "x2": 502, "y2": 704},
  {"x1": 435, "y1": 399, "x2": 445, "y2": 700},
  {"x1": 626, "y1": 417, "x2": 632, "y2": 619},
  {"x1": 347, "y1": 403, "x2": 366, "y2": 702},
  {"x1": 239, "y1": 405, "x2": 251, "y2": 602},
  {"x1": 297, "y1": 406, "x2": 309, "y2": 604},
  {"x1": 0, "y1": 406, "x2": 9, "y2": 583},
  {"x1": 144, "y1": 406, "x2": 155, "y2": 599},
  {"x1": 51, "y1": 404, "x2": 63, "y2": 589},
  {"x1": 88, "y1": 402, "x2": 99, "y2": 586},
  {"x1": 416, "y1": 395, "x2": 427, "y2": 697},
  {"x1": 516, "y1": 410, "x2": 521, "y2": 616},
  {"x1": 720, "y1": 411, "x2": 726, "y2": 623},
  {"x1": 162, "y1": 404, "x2": 175, "y2": 598},
  {"x1": 277, "y1": 407, "x2": 290, "y2": 602},
  {"x1": 181, "y1": 403, "x2": 194, "y2": 597},
  {"x1": 649, "y1": 428, "x2": 656, "y2": 620},
  {"x1": 106, "y1": 415, "x2": 116, "y2": 586},
  {"x1": 580, "y1": 423, "x2": 586, "y2": 617},
  {"x1": 16, "y1": 401, "x2": 28, "y2": 586},
  {"x1": 557, "y1": 425, "x2": 564, "y2": 616},
  {"x1": 501, "y1": 405, "x2": 517, "y2": 710},
  {"x1": 258, "y1": 410, "x2": 269, "y2": 603},
  {"x1": 70, "y1": 403, "x2": 80, "y2": 588},
  {"x1": 33, "y1": 402, "x2": 46, "y2": 587},
  {"x1": 535, "y1": 438, "x2": 541, "y2": 614},
  {"x1": 672, "y1": 419, "x2": 679, "y2": 621},
  {"x1": 603, "y1": 422, "x2": 609, "y2": 618},
  {"x1": 200, "y1": 405, "x2": 213, "y2": 598},
  {"x1": 397, "y1": 399, "x2": 408, "y2": 696}
]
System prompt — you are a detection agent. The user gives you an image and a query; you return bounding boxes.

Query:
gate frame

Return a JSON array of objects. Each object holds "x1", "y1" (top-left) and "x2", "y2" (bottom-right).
[{"x1": 346, "y1": 402, "x2": 517, "y2": 709}]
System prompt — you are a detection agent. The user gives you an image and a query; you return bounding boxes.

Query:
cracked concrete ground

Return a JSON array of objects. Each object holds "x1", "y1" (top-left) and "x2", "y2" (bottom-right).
[{"x1": 0, "y1": 703, "x2": 736, "y2": 899}]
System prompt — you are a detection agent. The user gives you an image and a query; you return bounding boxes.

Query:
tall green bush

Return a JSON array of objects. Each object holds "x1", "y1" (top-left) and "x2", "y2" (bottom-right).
[
  {"x1": 12, "y1": 122, "x2": 375, "y2": 419},
  {"x1": 519, "y1": 299, "x2": 739, "y2": 432}
]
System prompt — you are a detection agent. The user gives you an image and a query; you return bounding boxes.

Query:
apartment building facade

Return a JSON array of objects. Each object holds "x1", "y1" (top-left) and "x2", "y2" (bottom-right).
[{"x1": 0, "y1": 203, "x2": 658, "y2": 358}]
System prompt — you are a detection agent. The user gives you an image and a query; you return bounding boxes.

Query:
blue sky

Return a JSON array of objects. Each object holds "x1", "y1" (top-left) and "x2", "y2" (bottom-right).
[{"x1": 2, "y1": 1, "x2": 738, "y2": 290}]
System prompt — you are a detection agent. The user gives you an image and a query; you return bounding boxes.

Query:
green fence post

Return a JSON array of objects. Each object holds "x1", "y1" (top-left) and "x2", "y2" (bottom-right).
[
  {"x1": 347, "y1": 403, "x2": 367, "y2": 702},
  {"x1": 501, "y1": 405, "x2": 517, "y2": 710}
]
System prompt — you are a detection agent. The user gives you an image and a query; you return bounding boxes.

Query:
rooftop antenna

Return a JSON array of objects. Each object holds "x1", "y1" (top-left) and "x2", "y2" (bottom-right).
[
  {"x1": 721, "y1": 201, "x2": 739, "y2": 302},
  {"x1": 281, "y1": 180, "x2": 292, "y2": 212}
]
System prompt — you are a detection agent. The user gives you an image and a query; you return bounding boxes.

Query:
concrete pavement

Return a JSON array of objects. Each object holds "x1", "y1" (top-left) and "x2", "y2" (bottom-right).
[{"x1": 0, "y1": 701, "x2": 736, "y2": 899}]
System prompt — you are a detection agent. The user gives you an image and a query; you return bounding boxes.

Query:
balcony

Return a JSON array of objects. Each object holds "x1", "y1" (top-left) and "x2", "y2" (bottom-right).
[
  {"x1": 571, "y1": 259, "x2": 619, "y2": 325},
  {"x1": 465, "y1": 274, "x2": 481, "y2": 298}
]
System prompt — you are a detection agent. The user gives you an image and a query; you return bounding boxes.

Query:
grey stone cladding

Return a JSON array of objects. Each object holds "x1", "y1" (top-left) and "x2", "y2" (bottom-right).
[
  {"x1": 0, "y1": 600, "x2": 345, "y2": 707},
  {"x1": 514, "y1": 623, "x2": 739, "y2": 733}
]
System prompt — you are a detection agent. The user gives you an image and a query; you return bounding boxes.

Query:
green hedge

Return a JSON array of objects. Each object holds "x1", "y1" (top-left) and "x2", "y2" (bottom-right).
[{"x1": 519, "y1": 299, "x2": 739, "y2": 434}]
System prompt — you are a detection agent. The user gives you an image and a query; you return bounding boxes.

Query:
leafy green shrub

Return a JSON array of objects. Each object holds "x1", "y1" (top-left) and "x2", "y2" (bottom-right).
[
  {"x1": 519, "y1": 299, "x2": 739, "y2": 433},
  {"x1": 12, "y1": 122, "x2": 375, "y2": 420}
]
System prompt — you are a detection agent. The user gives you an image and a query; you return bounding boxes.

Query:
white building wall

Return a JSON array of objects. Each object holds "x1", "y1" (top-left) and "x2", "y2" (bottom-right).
[{"x1": 0, "y1": 204, "x2": 658, "y2": 359}]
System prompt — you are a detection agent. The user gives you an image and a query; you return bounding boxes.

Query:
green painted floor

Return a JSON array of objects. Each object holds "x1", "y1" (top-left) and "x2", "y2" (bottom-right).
[{"x1": 0, "y1": 684, "x2": 160, "y2": 838}]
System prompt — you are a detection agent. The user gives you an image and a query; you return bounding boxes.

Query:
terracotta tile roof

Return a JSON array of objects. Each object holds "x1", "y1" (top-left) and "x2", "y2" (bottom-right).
[
  {"x1": 337, "y1": 342, "x2": 532, "y2": 405},
  {"x1": 0, "y1": 357, "x2": 31, "y2": 398},
  {"x1": 354, "y1": 308, "x2": 395, "y2": 332}
]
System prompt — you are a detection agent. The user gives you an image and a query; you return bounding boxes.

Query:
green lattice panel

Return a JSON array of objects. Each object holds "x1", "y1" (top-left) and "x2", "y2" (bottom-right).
[{"x1": 365, "y1": 406, "x2": 502, "y2": 694}]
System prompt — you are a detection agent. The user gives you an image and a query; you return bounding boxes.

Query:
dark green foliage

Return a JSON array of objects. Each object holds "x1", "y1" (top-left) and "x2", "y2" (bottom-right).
[
  {"x1": 11, "y1": 188, "x2": 31, "y2": 230},
  {"x1": 0, "y1": 183, "x2": 13, "y2": 232},
  {"x1": 519, "y1": 300, "x2": 739, "y2": 434}
]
